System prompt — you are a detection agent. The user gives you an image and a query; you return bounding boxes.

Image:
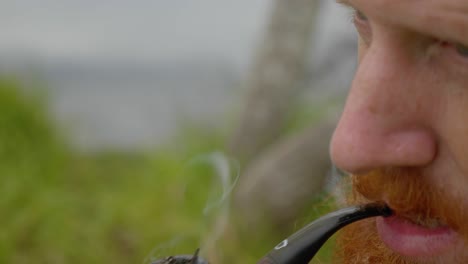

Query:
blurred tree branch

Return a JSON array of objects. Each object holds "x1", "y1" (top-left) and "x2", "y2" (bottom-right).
[
  {"x1": 228, "y1": 0, "x2": 339, "y2": 230},
  {"x1": 234, "y1": 121, "x2": 336, "y2": 227},
  {"x1": 229, "y1": 0, "x2": 320, "y2": 163}
]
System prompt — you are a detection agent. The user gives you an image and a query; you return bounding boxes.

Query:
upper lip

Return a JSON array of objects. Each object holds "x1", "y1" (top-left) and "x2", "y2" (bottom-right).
[
  {"x1": 399, "y1": 214, "x2": 445, "y2": 228},
  {"x1": 382, "y1": 201, "x2": 450, "y2": 229},
  {"x1": 381, "y1": 201, "x2": 447, "y2": 229}
]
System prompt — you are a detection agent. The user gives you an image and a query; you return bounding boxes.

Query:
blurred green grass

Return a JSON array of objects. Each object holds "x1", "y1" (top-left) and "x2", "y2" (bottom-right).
[{"x1": 0, "y1": 78, "x2": 336, "y2": 263}]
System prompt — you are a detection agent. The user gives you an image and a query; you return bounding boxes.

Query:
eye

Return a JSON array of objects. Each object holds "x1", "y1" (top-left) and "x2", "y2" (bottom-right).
[
  {"x1": 352, "y1": 9, "x2": 372, "y2": 45},
  {"x1": 355, "y1": 10, "x2": 368, "y2": 21},
  {"x1": 455, "y1": 43, "x2": 468, "y2": 57}
]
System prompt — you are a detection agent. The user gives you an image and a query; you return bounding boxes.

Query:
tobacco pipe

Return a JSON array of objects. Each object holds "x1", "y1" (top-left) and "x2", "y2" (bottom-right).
[
  {"x1": 152, "y1": 203, "x2": 391, "y2": 264},
  {"x1": 257, "y1": 203, "x2": 392, "y2": 264},
  {"x1": 152, "y1": 248, "x2": 208, "y2": 264}
]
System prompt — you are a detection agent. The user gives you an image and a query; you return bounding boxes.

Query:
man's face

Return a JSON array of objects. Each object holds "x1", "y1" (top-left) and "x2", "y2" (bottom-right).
[{"x1": 330, "y1": 0, "x2": 468, "y2": 263}]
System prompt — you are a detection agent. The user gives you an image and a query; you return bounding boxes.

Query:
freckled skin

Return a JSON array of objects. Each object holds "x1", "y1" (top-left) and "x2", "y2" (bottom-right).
[{"x1": 331, "y1": 0, "x2": 468, "y2": 262}]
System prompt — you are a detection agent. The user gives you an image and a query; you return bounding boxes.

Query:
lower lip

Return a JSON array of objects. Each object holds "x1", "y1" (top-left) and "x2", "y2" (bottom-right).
[{"x1": 376, "y1": 215, "x2": 457, "y2": 257}]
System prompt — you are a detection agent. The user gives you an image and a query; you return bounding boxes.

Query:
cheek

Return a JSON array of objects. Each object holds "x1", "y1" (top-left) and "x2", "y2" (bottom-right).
[
  {"x1": 448, "y1": 107, "x2": 468, "y2": 172},
  {"x1": 436, "y1": 85, "x2": 468, "y2": 185}
]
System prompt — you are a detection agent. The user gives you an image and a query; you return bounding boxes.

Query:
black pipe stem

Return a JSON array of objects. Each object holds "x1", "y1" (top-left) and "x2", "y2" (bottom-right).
[{"x1": 257, "y1": 203, "x2": 392, "y2": 264}]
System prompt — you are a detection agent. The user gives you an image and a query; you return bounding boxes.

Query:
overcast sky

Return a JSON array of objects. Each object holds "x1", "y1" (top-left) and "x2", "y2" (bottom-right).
[
  {"x1": 0, "y1": 1, "x2": 275, "y2": 68},
  {"x1": 0, "y1": 1, "x2": 353, "y2": 70}
]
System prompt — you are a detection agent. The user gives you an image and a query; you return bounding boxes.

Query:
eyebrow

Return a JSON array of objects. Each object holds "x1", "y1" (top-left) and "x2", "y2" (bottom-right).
[{"x1": 335, "y1": 0, "x2": 468, "y2": 46}]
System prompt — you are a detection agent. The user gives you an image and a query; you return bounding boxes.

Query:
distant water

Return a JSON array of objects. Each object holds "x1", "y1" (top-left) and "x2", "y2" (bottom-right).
[{"x1": 43, "y1": 60, "x2": 240, "y2": 151}]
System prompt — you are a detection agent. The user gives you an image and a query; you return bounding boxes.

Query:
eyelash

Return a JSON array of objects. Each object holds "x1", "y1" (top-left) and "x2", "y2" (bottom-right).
[
  {"x1": 347, "y1": 10, "x2": 356, "y2": 24},
  {"x1": 349, "y1": 9, "x2": 372, "y2": 45},
  {"x1": 347, "y1": 10, "x2": 361, "y2": 25},
  {"x1": 348, "y1": 9, "x2": 367, "y2": 23},
  {"x1": 455, "y1": 44, "x2": 468, "y2": 58}
]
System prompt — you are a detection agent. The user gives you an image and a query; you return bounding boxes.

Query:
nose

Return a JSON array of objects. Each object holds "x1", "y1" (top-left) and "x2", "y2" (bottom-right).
[{"x1": 330, "y1": 40, "x2": 437, "y2": 174}]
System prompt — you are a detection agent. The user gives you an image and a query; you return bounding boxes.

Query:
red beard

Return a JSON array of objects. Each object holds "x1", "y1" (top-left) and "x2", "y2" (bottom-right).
[{"x1": 334, "y1": 168, "x2": 468, "y2": 263}]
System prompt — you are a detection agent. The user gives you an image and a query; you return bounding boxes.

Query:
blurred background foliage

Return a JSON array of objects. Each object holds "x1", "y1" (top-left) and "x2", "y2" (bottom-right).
[{"x1": 0, "y1": 77, "x2": 336, "y2": 263}]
